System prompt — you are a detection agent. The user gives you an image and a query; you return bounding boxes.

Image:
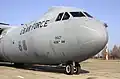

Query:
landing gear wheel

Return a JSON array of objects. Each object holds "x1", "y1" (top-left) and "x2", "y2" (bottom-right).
[
  {"x1": 65, "y1": 64, "x2": 74, "y2": 75},
  {"x1": 74, "y1": 63, "x2": 81, "y2": 75}
]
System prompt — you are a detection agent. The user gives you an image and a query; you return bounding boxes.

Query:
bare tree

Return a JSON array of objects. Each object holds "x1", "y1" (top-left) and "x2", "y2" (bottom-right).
[{"x1": 111, "y1": 45, "x2": 120, "y2": 59}]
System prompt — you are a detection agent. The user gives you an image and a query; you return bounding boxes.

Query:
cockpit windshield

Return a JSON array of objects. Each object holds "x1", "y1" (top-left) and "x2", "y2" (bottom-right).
[
  {"x1": 55, "y1": 11, "x2": 93, "y2": 22},
  {"x1": 70, "y1": 11, "x2": 93, "y2": 18},
  {"x1": 83, "y1": 12, "x2": 93, "y2": 18},
  {"x1": 70, "y1": 12, "x2": 85, "y2": 17}
]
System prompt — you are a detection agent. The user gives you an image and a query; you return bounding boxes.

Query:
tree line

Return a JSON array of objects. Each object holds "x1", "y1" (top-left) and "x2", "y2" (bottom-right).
[
  {"x1": 94, "y1": 45, "x2": 120, "y2": 59},
  {"x1": 110, "y1": 45, "x2": 120, "y2": 59}
]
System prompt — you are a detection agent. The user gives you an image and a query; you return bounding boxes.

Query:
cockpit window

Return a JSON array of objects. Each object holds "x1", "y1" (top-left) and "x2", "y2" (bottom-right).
[
  {"x1": 56, "y1": 13, "x2": 64, "y2": 21},
  {"x1": 62, "y1": 12, "x2": 70, "y2": 20},
  {"x1": 70, "y1": 12, "x2": 85, "y2": 17},
  {"x1": 83, "y1": 12, "x2": 93, "y2": 18}
]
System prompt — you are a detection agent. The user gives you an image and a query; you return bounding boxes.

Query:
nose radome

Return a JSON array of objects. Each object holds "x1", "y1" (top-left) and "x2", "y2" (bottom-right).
[
  {"x1": 83, "y1": 22, "x2": 108, "y2": 54},
  {"x1": 97, "y1": 23, "x2": 108, "y2": 43},
  {"x1": 87, "y1": 22, "x2": 108, "y2": 54},
  {"x1": 73, "y1": 23, "x2": 108, "y2": 62},
  {"x1": 94, "y1": 28, "x2": 108, "y2": 48},
  {"x1": 68, "y1": 20, "x2": 108, "y2": 62},
  {"x1": 84, "y1": 19, "x2": 108, "y2": 47}
]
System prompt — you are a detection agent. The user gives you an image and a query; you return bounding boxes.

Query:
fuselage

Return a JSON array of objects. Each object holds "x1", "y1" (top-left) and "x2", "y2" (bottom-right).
[{"x1": 0, "y1": 6, "x2": 108, "y2": 65}]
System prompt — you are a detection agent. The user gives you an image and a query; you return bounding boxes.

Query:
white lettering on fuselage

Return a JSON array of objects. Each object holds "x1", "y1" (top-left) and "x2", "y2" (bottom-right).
[{"x1": 20, "y1": 20, "x2": 50, "y2": 35}]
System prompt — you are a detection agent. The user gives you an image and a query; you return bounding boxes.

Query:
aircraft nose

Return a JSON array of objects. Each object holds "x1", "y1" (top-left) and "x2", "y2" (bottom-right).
[
  {"x1": 94, "y1": 24, "x2": 108, "y2": 46},
  {"x1": 84, "y1": 22, "x2": 108, "y2": 54},
  {"x1": 77, "y1": 21, "x2": 108, "y2": 57},
  {"x1": 83, "y1": 19, "x2": 108, "y2": 46},
  {"x1": 93, "y1": 26, "x2": 108, "y2": 49}
]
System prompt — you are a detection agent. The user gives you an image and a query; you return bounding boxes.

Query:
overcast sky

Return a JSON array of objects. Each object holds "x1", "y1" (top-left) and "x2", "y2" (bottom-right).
[{"x1": 0, "y1": 0, "x2": 119, "y2": 49}]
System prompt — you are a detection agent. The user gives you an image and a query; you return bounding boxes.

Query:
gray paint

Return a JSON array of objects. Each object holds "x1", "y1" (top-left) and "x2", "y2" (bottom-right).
[{"x1": 0, "y1": 6, "x2": 108, "y2": 64}]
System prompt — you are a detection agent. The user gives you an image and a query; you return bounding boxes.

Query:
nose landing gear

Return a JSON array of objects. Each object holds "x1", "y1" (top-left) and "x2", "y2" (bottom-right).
[{"x1": 65, "y1": 62, "x2": 81, "y2": 75}]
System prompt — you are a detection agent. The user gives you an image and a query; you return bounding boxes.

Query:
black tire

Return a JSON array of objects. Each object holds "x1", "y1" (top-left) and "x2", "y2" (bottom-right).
[
  {"x1": 65, "y1": 64, "x2": 74, "y2": 75},
  {"x1": 74, "y1": 63, "x2": 81, "y2": 75}
]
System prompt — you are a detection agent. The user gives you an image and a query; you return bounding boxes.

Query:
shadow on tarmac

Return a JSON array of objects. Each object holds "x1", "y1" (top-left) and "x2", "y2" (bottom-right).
[{"x1": 0, "y1": 63, "x2": 89, "y2": 74}]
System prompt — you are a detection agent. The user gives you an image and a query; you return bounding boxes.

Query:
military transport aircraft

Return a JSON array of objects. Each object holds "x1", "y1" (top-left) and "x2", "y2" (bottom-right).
[{"x1": 0, "y1": 6, "x2": 108, "y2": 75}]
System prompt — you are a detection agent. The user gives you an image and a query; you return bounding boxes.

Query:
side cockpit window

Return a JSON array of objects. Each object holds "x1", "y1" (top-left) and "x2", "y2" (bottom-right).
[
  {"x1": 62, "y1": 12, "x2": 70, "y2": 20},
  {"x1": 55, "y1": 12, "x2": 70, "y2": 21},
  {"x1": 70, "y1": 12, "x2": 85, "y2": 17},
  {"x1": 56, "y1": 13, "x2": 64, "y2": 21},
  {"x1": 83, "y1": 12, "x2": 93, "y2": 18}
]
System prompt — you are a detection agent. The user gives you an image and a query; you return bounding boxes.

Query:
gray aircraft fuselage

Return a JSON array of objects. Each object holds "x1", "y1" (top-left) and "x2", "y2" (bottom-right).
[{"x1": 0, "y1": 6, "x2": 108, "y2": 65}]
